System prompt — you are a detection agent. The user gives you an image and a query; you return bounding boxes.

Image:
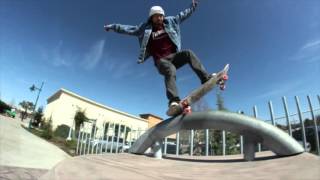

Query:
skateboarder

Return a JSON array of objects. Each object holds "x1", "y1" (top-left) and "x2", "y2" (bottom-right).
[{"x1": 104, "y1": 1, "x2": 212, "y2": 110}]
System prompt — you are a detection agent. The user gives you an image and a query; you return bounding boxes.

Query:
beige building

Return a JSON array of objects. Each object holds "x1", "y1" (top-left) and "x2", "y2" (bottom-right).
[
  {"x1": 139, "y1": 114, "x2": 163, "y2": 128},
  {"x1": 139, "y1": 114, "x2": 176, "y2": 140},
  {"x1": 44, "y1": 88, "x2": 151, "y2": 141}
]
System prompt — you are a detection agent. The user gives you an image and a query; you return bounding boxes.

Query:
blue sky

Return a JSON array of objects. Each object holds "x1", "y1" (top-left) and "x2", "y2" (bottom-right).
[{"x1": 1, "y1": 0, "x2": 319, "y2": 121}]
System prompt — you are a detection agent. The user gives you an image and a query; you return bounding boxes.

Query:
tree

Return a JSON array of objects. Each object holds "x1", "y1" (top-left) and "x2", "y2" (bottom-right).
[
  {"x1": 216, "y1": 92, "x2": 227, "y2": 111},
  {"x1": 19, "y1": 101, "x2": 34, "y2": 121},
  {"x1": 74, "y1": 110, "x2": 89, "y2": 136},
  {"x1": 190, "y1": 98, "x2": 212, "y2": 155},
  {"x1": 32, "y1": 107, "x2": 44, "y2": 127},
  {"x1": 41, "y1": 117, "x2": 53, "y2": 140}
]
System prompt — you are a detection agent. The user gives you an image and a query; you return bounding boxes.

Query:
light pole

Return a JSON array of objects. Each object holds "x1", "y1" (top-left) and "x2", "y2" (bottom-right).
[
  {"x1": 66, "y1": 119, "x2": 75, "y2": 141},
  {"x1": 67, "y1": 105, "x2": 77, "y2": 141},
  {"x1": 29, "y1": 82, "x2": 44, "y2": 129}
]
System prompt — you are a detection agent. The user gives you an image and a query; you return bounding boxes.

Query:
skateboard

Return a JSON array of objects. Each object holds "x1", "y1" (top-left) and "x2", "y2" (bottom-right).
[{"x1": 166, "y1": 64, "x2": 230, "y2": 117}]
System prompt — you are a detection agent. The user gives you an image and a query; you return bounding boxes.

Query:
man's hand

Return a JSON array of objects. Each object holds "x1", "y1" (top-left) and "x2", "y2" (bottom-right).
[
  {"x1": 192, "y1": 0, "x2": 198, "y2": 8},
  {"x1": 104, "y1": 24, "x2": 111, "y2": 32}
]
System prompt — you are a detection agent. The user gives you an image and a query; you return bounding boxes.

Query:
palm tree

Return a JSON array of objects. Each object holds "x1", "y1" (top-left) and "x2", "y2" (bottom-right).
[{"x1": 19, "y1": 101, "x2": 34, "y2": 121}]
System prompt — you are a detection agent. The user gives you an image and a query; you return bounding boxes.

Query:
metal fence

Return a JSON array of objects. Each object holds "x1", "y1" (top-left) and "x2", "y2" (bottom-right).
[
  {"x1": 76, "y1": 121, "x2": 146, "y2": 156},
  {"x1": 75, "y1": 95, "x2": 320, "y2": 156}
]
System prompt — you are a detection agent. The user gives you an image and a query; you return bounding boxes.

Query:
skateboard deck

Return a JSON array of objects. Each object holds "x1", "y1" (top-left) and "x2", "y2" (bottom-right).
[{"x1": 166, "y1": 64, "x2": 230, "y2": 117}]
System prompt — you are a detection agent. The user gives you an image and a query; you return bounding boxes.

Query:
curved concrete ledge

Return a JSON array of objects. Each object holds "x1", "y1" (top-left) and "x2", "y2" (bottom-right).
[{"x1": 129, "y1": 111, "x2": 304, "y2": 160}]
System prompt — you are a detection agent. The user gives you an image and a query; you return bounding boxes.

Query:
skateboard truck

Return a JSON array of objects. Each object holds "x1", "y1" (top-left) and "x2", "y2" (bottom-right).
[
  {"x1": 181, "y1": 100, "x2": 192, "y2": 115},
  {"x1": 217, "y1": 74, "x2": 229, "y2": 91}
]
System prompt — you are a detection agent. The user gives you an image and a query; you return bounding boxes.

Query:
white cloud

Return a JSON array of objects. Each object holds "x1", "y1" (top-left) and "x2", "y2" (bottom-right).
[
  {"x1": 113, "y1": 61, "x2": 135, "y2": 79},
  {"x1": 290, "y1": 39, "x2": 320, "y2": 63},
  {"x1": 81, "y1": 40, "x2": 105, "y2": 70},
  {"x1": 177, "y1": 74, "x2": 194, "y2": 83},
  {"x1": 301, "y1": 39, "x2": 320, "y2": 50},
  {"x1": 255, "y1": 80, "x2": 304, "y2": 100},
  {"x1": 40, "y1": 40, "x2": 72, "y2": 67},
  {"x1": 102, "y1": 56, "x2": 151, "y2": 80}
]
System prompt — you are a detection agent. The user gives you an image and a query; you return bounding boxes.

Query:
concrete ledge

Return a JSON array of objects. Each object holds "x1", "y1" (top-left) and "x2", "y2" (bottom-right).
[{"x1": 129, "y1": 111, "x2": 304, "y2": 160}]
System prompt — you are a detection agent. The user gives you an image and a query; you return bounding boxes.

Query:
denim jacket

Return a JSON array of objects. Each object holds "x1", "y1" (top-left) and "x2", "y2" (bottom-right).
[{"x1": 105, "y1": 4, "x2": 196, "y2": 63}]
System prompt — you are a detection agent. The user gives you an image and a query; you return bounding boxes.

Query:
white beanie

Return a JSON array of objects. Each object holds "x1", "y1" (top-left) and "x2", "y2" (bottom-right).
[{"x1": 149, "y1": 6, "x2": 165, "y2": 17}]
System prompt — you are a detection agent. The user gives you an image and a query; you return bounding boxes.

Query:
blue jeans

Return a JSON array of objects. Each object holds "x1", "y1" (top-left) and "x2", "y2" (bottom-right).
[{"x1": 156, "y1": 50, "x2": 210, "y2": 104}]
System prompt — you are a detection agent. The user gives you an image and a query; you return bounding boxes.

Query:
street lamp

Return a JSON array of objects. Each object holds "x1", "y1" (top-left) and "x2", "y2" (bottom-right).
[
  {"x1": 67, "y1": 105, "x2": 77, "y2": 141},
  {"x1": 29, "y1": 82, "x2": 44, "y2": 129}
]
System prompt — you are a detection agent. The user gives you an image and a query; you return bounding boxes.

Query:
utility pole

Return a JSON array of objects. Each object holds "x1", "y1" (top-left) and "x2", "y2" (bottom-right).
[{"x1": 29, "y1": 82, "x2": 44, "y2": 128}]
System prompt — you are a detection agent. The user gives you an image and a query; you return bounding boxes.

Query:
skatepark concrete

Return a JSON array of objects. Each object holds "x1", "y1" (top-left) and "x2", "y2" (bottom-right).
[
  {"x1": 40, "y1": 152, "x2": 320, "y2": 180},
  {"x1": 1, "y1": 114, "x2": 319, "y2": 179},
  {"x1": 0, "y1": 114, "x2": 70, "y2": 179}
]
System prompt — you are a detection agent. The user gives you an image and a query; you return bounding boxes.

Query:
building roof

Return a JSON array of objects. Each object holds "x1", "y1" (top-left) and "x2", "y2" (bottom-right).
[
  {"x1": 47, "y1": 88, "x2": 148, "y2": 122},
  {"x1": 139, "y1": 114, "x2": 163, "y2": 120}
]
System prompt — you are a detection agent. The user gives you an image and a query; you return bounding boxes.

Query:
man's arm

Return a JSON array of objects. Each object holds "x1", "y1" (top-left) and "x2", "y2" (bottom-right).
[
  {"x1": 104, "y1": 23, "x2": 143, "y2": 37},
  {"x1": 175, "y1": 1, "x2": 198, "y2": 24}
]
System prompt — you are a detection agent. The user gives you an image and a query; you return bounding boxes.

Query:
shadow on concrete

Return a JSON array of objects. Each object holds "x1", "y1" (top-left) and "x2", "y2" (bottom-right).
[{"x1": 161, "y1": 153, "x2": 304, "y2": 163}]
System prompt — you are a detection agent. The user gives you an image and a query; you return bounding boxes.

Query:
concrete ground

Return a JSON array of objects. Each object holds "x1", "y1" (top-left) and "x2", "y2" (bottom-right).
[
  {"x1": 40, "y1": 152, "x2": 320, "y2": 180},
  {"x1": 0, "y1": 165, "x2": 48, "y2": 180},
  {"x1": 0, "y1": 114, "x2": 70, "y2": 175},
  {"x1": 2, "y1": 114, "x2": 320, "y2": 180}
]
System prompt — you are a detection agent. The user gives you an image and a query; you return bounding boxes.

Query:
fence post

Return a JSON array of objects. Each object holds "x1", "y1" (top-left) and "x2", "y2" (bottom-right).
[
  {"x1": 79, "y1": 124, "x2": 86, "y2": 155},
  {"x1": 222, "y1": 130, "x2": 226, "y2": 156},
  {"x1": 91, "y1": 121, "x2": 98, "y2": 154},
  {"x1": 110, "y1": 123, "x2": 116, "y2": 153},
  {"x1": 268, "y1": 101, "x2": 276, "y2": 126},
  {"x1": 129, "y1": 126, "x2": 133, "y2": 147},
  {"x1": 295, "y1": 96, "x2": 307, "y2": 151},
  {"x1": 205, "y1": 129, "x2": 209, "y2": 156},
  {"x1": 95, "y1": 123, "x2": 103, "y2": 154},
  {"x1": 282, "y1": 96, "x2": 293, "y2": 136},
  {"x1": 238, "y1": 110, "x2": 244, "y2": 155},
  {"x1": 104, "y1": 122, "x2": 111, "y2": 154},
  {"x1": 164, "y1": 137, "x2": 168, "y2": 155},
  {"x1": 84, "y1": 125, "x2": 89, "y2": 155},
  {"x1": 176, "y1": 132, "x2": 180, "y2": 156},
  {"x1": 76, "y1": 124, "x2": 83, "y2": 155},
  {"x1": 240, "y1": 135, "x2": 244, "y2": 154},
  {"x1": 253, "y1": 106, "x2": 261, "y2": 152},
  {"x1": 211, "y1": 129, "x2": 214, "y2": 155},
  {"x1": 190, "y1": 130, "x2": 194, "y2": 156},
  {"x1": 116, "y1": 123, "x2": 121, "y2": 153},
  {"x1": 100, "y1": 122, "x2": 106, "y2": 154},
  {"x1": 86, "y1": 122, "x2": 93, "y2": 155},
  {"x1": 307, "y1": 95, "x2": 320, "y2": 156},
  {"x1": 122, "y1": 125, "x2": 127, "y2": 153}
]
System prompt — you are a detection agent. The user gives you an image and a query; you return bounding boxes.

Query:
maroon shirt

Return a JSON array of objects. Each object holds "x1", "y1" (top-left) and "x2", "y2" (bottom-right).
[{"x1": 147, "y1": 25, "x2": 177, "y2": 64}]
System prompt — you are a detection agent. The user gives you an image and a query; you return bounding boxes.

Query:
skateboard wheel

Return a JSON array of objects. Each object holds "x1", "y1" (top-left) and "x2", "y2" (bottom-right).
[
  {"x1": 222, "y1": 74, "x2": 228, "y2": 81},
  {"x1": 183, "y1": 106, "x2": 192, "y2": 114},
  {"x1": 181, "y1": 100, "x2": 189, "y2": 107}
]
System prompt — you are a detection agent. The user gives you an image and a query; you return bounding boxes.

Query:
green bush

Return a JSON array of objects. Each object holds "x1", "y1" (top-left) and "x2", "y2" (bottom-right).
[
  {"x1": 41, "y1": 119, "x2": 53, "y2": 140},
  {"x1": 65, "y1": 139, "x2": 77, "y2": 149},
  {"x1": 54, "y1": 124, "x2": 71, "y2": 138}
]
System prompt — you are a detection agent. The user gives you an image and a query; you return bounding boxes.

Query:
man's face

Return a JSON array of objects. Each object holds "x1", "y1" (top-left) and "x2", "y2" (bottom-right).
[{"x1": 151, "y1": 14, "x2": 164, "y2": 26}]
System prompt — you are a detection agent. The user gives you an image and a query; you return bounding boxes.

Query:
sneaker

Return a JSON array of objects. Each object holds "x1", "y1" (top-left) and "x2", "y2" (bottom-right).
[
  {"x1": 169, "y1": 101, "x2": 180, "y2": 108},
  {"x1": 169, "y1": 100, "x2": 182, "y2": 111},
  {"x1": 167, "y1": 101, "x2": 182, "y2": 116}
]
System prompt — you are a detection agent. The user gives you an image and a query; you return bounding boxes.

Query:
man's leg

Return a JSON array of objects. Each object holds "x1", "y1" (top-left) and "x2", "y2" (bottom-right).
[
  {"x1": 157, "y1": 58, "x2": 180, "y2": 105},
  {"x1": 172, "y1": 50, "x2": 210, "y2": 84}
]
